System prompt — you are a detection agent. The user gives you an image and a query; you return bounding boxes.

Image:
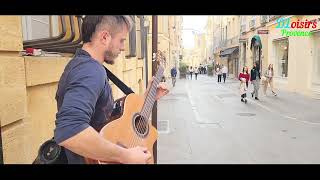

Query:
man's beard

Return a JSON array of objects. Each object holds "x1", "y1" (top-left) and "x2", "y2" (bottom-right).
[{"x1": 104, "y1": 51, "x2": 118, "y2": 65}]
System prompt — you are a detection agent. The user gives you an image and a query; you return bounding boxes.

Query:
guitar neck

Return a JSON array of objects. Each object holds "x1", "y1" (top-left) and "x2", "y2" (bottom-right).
[{"x1": 140, "y1": 65, "x2": 164, "y2": 121}]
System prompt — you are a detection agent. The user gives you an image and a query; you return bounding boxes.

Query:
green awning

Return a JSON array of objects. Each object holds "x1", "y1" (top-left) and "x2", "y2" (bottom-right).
[{"x1": 250, "y1": 35, "x2": 262, "y2": 50}]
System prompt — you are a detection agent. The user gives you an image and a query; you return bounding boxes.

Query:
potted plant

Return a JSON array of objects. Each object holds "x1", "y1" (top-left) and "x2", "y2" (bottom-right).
[
  {"x1": 207, "y1": 64, "x2": 214, "y2": 76},
  {"x1": 179, "y1": 62, "x2": 188, "y2": 79}
]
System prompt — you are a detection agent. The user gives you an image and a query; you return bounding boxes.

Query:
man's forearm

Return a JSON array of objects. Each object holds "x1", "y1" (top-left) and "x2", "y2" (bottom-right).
[{"x1": 59, "y1": 126, "x2": 128, "y2": 163}]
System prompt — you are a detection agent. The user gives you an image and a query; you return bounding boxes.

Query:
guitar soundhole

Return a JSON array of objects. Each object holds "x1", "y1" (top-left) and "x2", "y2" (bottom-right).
[{"x1": 132, "y1": 114, "x2": 149, "y2": 138}]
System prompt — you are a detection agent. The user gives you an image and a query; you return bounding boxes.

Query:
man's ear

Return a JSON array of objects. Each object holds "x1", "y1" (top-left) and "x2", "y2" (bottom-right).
[{"x1": 101, "y1": 30, "x2": 112, "y2": 44}]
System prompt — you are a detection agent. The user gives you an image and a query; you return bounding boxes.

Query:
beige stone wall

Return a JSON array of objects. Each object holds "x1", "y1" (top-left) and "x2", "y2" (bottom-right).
[
  {"x1": 0, "y1": 15, "x2": 155, "y2": 164},
  {"x1": 0, "y1": 16, "x2": 23, "y2": 51},
  {"x1": 149, "y1": 16, "x2": 183, "y2": 79}
]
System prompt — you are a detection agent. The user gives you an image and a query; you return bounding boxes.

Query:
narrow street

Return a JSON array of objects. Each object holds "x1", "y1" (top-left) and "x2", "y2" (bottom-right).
[{"x1": 157, "y1": 74, "x2": 320, "y2": 164}]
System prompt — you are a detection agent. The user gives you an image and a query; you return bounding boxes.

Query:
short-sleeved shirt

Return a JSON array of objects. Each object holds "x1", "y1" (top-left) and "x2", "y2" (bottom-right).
[{"x1": 54, "y1": 48, "x2": 114, "y2": 164}]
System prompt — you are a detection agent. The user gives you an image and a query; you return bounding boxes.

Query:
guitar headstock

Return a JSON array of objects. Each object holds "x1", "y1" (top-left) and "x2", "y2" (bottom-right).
[{"x1": 152, "y1": 50, "x2": 166, "y2": 68}]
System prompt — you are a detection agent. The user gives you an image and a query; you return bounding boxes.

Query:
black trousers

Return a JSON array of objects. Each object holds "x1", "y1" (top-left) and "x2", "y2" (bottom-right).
[
  {"x1": 195, "y1": 73, "x2": 198, "y2": 80},
  {"x1": 223, "y1": 73, "x2": 226, "y2": 83},
  {"x1": 218, "y1": 75, "x2": 222, "y2": 82}
]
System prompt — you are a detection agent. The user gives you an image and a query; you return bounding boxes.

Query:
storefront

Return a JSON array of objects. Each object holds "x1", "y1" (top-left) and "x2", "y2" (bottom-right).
[
  {"x1": 266, "y1": 15, "x2": 320, "y2": 98},
  {"x1": 219, "y1": 46, "x2": 239, "y2": 77},
  {"x1": 312, "y1": 31, "x2": 320, "y2": 91},
  {"x1": 273, "y1": 38, "x2": 289, "y2": 78}
]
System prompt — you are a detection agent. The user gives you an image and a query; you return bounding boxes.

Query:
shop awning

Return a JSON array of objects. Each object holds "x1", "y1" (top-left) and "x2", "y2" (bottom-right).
[{"x1": 219, "y1": 46, "x2": 239, "y2": 57}]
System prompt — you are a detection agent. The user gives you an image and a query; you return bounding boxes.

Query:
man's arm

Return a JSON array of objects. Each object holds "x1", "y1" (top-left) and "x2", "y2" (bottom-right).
[
  {"x1": 59, "y1": 126, "x2": 127, "y2": 163},
  {"x1": 54, "y1": 62, "x2": 150, "y2": 163}
]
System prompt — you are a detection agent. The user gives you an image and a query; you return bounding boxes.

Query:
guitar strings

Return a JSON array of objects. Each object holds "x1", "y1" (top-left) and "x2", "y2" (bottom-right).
[{"x1": 130, "y1": 51, "x2": 163, "y2": 152}]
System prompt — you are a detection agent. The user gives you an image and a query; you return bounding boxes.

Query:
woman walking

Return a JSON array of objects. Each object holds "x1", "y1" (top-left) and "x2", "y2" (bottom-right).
[
  {"x1": 239, "y1": 66, "x2": 250, "y2": 103},
  {"x1": 263, "y1": 64, "x2": 277, "y2": 96}
]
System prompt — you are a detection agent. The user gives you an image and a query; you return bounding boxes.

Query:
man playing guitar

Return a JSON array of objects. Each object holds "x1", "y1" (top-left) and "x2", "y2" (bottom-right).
[{"x1": 54, "y1": 15, "x2": 168, "y2": 164}]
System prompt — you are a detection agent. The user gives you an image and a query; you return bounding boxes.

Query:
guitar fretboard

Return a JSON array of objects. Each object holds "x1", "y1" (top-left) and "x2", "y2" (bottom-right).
[{"x1": 140, "y1": 65, "x2": 164, "y2": 122}]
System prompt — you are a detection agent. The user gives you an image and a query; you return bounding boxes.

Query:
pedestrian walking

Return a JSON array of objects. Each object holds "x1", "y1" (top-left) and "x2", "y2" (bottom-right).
[
  {"x1": 189, "y1": 66, "x2": 193, "y2": 80},
  {"x1": 171, "y1": 66, "x2": 177, "y2": 87},
  {"x1": 239, "y1": 66, "x2": 250, "y2": 103},
  {"x1": 217, "y1": 66, "x2": 222, "y2": 83},
  {"x1": 222, "y1": 65, "x2": 228, "y2": 83},
  {"x1": 250, "y1": 62, "x2": 261, "y2": 100},
  {"x1": 194, "y1": 66, "x2": 199, "y2": 80},
  {"x1": 263, "y1": 64, "x2": 277, "y2": 96}
]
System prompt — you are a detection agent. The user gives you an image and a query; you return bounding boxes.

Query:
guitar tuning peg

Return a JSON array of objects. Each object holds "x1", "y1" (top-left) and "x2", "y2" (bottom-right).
[{"x1": 152, "y1": 53, "x2": 157, "y2": 61}]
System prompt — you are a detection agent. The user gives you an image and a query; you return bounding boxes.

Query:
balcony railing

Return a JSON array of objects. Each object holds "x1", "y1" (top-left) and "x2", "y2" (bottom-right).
[
  {"x1": 240, "y1": 24, "x2": 246, "y2": 33},
  {"x1": 217, "y1": 36, "x2": 239, "y2": 49},
  {"x1": 227, "y1": 36, "x2": 239, "y2": 47},
  {"x1": 260, "y1": 16, "x2": 269, "y2": 24},
  {"x1": 269, "y1": 15, "x2": 281, "y2": 21},
  {"x1": 249, "y1": 19, "x2": 256, "y2": 29}
]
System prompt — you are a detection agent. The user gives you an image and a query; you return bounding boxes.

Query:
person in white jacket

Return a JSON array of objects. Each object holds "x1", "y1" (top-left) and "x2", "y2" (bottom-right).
[
  {"x1": 194, "y1": 67, "x2": 199, "y2": 80},
  {"x1": 216, "y1": 66, "x2": 222, "y2": 83},
  {"x1": 222, "y1": 65, "x2": 228, "y2": 83}
]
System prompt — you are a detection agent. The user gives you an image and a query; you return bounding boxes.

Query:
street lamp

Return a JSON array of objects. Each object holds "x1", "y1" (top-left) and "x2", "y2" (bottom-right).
[{"x1": 172, "y1": 26, "x2": 176, "y2": 32}]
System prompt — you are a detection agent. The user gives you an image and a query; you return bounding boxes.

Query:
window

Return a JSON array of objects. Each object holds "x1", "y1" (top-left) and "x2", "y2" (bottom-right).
[
  {"x1": 242, "y1": 43, "x2": 247, "y2": 66},
  {"x1": 274, "y1": 39, "x2": 289, "y2": 78},
  {"x1": 249, "y1": 16, "x2": 256, "y2": 29},
  {"x1": 128, "y1": 16, "x2": 137, "y2": 57},
  {"x1": 225, "y1": 26, "x2": 227, "y2": 40},
  {"x1": 313, "y1": 32, "x2": 320, "y2": 85},
  {"x1": 22, "y1": 16, "x2": 59, "y2": 41},
  {"x1": 240, "y1": 16, "x2": 246, "y2": 25},
  {"x1": 163, "y1": 16, "x2": 169, "y2": 35},
  {"x1": 260, "y1": 16, "x2": 269, "y2": 24},
  {"x1": 240, "y1": 16, "x2": 246, "y2": 33}
]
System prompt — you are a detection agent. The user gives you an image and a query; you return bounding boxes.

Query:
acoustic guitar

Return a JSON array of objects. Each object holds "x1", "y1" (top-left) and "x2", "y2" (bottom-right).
[{"x1": 85, "y1": 50, "x2": 166, "y2": 164}]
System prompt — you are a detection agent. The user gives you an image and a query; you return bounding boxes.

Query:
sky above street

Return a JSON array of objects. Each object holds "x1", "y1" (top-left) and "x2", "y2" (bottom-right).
[{"x1": 182, "y1": 16, "x2": 208, "y2": 49}]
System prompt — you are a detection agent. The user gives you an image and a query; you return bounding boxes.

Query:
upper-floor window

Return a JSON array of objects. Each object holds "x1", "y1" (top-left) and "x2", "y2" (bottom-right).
[{"x1": 22, "y1": 16, "x2": 59, "y2": 41}]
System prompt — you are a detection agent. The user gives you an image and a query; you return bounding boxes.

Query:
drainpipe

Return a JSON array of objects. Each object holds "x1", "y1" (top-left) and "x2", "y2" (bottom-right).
[
  {"x1": 144, "y1": 24, "x2": 149, "y2": 89},
  {"x1": 0, "y1": 121, "x2": 3, "y2": 164},
  {"x1": 23, "y1": 16, "x2": 67, "y2": 45},
  {"x1": 24, "y1": 16, "x2": 76, "y2": 48},
  {"x1": 151, "y1": 15, "x2": 158, "y2": 164}
]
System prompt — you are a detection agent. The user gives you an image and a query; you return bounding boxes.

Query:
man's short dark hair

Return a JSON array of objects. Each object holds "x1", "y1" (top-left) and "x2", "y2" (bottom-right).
[{"x1": 81, "y1": 15, "x2": 134, "y2": 43}]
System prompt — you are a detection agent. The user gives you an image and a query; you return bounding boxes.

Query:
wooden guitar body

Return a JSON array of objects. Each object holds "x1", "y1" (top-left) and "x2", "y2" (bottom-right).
[{"x1": 85, "y1": 93, "x2": 158, "y2": 164}]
